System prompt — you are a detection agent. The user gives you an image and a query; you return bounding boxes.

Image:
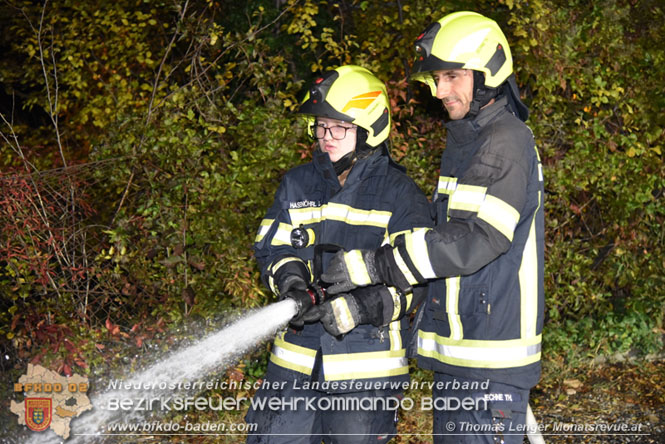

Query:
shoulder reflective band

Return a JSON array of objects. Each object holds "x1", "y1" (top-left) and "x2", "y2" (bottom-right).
[
  {"x1": 271, "y1": 222, "x2": 296, "y2": 246},
  {"x1": 255, "y1": 218, "x2": 274, "y2": 243},
  {"x1": 289, "y1": 202, "x2": 391, "y2": 228}
]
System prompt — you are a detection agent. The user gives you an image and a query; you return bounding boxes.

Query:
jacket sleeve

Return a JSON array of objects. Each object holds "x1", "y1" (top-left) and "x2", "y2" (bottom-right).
[
  {"x1": 254, "y1": 177, "x2": 311, "y2": 295},
  {"x1": 394, "y1": 141, "x2": 531, "y2": 283},
  {"x1": 379, "y1": 175, "x2": 434, "y2": 318}
]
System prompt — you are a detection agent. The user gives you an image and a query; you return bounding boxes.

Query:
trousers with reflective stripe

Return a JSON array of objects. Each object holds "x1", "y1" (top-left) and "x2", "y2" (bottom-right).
[{"x1": 267, "y1": 318, "x2": 410, "y2": 392}]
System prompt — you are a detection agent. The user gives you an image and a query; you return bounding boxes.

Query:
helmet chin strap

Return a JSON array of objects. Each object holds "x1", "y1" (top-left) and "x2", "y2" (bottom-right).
[
  {"x1": 332, "y1": 151, "x2": 356, "y2": 175},
  {"x1": 330, "y1": 128, "x2": 374, "y2": 175},
  {"x1": 465, "y1": 70, "x2": 500, "y2": 119}
]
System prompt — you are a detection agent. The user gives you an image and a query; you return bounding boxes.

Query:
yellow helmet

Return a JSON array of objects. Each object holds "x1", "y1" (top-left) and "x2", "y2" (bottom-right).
[
  {"x1": 411, "y1": 11, "x2": 512, "y2": 94},
  {"x1": 298, "y1": 65, "x2": 391, "y2": 147}
]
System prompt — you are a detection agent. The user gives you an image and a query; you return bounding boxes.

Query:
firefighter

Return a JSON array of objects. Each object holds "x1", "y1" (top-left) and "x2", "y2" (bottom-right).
[
  {"x1": 246, "y1": 65, "x2": 432, "y2": 444},
  {"x1": 321, "y1": 13, "x2": 545, "y2": 443}
]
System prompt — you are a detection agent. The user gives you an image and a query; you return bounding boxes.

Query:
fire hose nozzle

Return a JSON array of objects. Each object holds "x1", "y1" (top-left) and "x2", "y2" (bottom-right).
[{"x1": 306, "y1": 285, "x2": 327, "y2": 306}]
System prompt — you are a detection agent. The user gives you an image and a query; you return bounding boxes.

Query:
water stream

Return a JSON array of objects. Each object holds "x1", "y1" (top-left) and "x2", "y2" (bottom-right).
[{"x1": 26, "y1": 299, "x2": 297, "y2": 444}]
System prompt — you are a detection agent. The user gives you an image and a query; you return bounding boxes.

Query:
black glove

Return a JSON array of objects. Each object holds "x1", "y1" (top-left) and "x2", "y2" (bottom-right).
[
  {"x1": 270, "y1": 256, "x2": 310, "y2": 295},
  {"x1": 282, "y1": 289, "x2": 317, "y2": 328},
  {"x1": 301, "y1": 285, "x2": 395, "y2": 336},
  {"x1": 320, "y1": 249, "x2": 382, "y2": 295},
  {"x1": 321, "y1": 246, "x2": 414, "y2": 295}
]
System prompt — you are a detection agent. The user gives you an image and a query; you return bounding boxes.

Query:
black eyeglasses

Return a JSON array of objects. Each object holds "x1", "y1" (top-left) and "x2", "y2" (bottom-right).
[{"x1": 312, "y1": 123, "x2": 356, "y2": 140}]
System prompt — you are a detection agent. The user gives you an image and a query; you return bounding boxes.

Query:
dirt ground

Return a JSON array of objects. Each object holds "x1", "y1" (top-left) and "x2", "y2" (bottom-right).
[
  {"x1": 528, "y1": 359, "x2": 665, "y2": 443},
  {"x1": 394, "y1": 359, "x2": 665, "y2": 444}
]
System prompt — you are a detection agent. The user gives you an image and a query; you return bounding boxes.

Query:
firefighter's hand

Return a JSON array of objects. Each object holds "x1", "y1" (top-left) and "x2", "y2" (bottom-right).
[
  {"x1": 282, "y1": 289, "x2": 315, "y2": 328},
  {"x1": 303, "y1": 295, "x2": 365, "y2": 337},
  {"x1": 321, "y1": 249, "x2": 383, "y2": 295},
  {"x1": 272, "y1": 257, "x2": 311, "y2": 296}
]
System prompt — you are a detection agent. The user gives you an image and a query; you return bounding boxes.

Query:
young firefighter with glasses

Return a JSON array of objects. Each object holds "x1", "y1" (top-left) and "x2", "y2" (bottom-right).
[
  {"x1": 321, "y1": 12, "x2": 545, "y2": 443},
  {"x1": 246, "y1": 65, "x2": 432, "y2": 443}
]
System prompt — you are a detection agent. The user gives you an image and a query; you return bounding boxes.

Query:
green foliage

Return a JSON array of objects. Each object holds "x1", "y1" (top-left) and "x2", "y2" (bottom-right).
[
  {"x1": 506, "y1": 0, "x2": 665, "y2": 357},
  {"x1": 1, "y1": 0, "x2": 664, "y2": 387}
]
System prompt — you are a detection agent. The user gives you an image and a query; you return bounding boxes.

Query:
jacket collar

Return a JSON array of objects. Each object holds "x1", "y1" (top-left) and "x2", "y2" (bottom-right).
[
  {"x1": 444, "y1": 95, "x2": 509, "y2": 146},
  {"x1": 312, "y1": 146, "x2": 389, "y2": 188}
]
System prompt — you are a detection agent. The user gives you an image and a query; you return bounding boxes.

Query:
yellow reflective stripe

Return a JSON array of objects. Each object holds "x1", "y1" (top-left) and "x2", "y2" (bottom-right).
[
  {"x1": 307, "y1": 260, "x2": 314, "y2": 282},
  {"x1": 520, "y1": 190, "x2": 541, "y2": 339},
  {"x1": 330, "y1": 298, "x2": 355, "y2": 333},
  {"x1": 288, "y1": 206, "x2": 321, "y2": 225},
  {"x1": 269, "y1": 256, "x2": 308, "y2": 295},
  {"x1": 388, "y1": 287, "x2": 401, "y2": 321},
  {"x1": 477, "y1": 194, "x2": 520, "y2": 241},
  {"x1": 345, "y1": 250, "x2": 372, "y2": 286},
  {"x1": 270, "y1": 256, "x2": 306, "y2": 274},
  {"x1": 418, "y1": 331, "x2": 542, "y2": 369},
  {"x1": 532, "y1": 144, "x2": 544, "y2": 182},
  {"x1": 270, "y1": 333, "x2": 317, "y2": 375},
  {"x1": 289, "y1": 203, "x2": 391, "y2": 229},
  {"x1": 392, "y1": 247, "x2": 419, "y2": 286},
  {"x1": 270, "y1": 222, "x2": 293, "y2": 246},
  {"x1": 388, "y1": 320, "x2": 402, "y2": 351},
  {"x1": 389, "y1": 229, "x2": 410, "y2": 245},
  {"x1": 404, "y1": 228, "x2": 436, "y2": 279},
  {"x1": 446, "y1": 277, "x2": 463, "y2": 340},
  {"x1": 449, "y1": 184, "x2": 487, "y2": 213},
  {"x1": 437, "y1": 176, "x2": 458, "y2": 195},
  {"x1": 306, "y1": 228, "x2": 316, "y2": 246},
  {"x1": 255, "y1": 218, "x2": 274, "y2": 243},
  {"x1": 322, "y1": 349, "x2": 408, "y2": 380},
  {"x1": 324, "y1": 203, "x2": 391, "y2": 226}
]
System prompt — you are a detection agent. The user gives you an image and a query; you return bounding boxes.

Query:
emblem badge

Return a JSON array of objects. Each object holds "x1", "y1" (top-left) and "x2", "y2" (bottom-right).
[{"x1": 25, "y1": 398, "x2": 52, "y2": 432}]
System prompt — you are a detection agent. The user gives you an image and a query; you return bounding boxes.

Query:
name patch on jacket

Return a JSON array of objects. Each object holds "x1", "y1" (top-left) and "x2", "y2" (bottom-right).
[{"x1": 289, "y1": 200, "x2": 320, "y2": 209}]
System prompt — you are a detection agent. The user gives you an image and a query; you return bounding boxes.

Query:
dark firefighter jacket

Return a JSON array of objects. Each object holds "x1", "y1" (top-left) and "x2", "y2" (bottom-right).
[
  {"x1": 395, "y1": 96, "x2": 545, "y2": 389},
  {"x1": 254, "y1": 147, "x2": 432, "y2": 392}
]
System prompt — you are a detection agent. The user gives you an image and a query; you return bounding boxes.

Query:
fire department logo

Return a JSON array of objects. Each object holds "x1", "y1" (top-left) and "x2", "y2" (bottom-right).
[
  {"x1": 11, "y1": 364, "x2": 92, "y2": 439},
  {"x1": 25, "y1": 398, "x2": 52, "y2": 432}
]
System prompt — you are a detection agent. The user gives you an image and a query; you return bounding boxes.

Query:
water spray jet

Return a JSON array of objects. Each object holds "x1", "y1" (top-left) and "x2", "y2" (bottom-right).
[{"x1": 27, "y1": 299, "x2": 298, "y2": 444}]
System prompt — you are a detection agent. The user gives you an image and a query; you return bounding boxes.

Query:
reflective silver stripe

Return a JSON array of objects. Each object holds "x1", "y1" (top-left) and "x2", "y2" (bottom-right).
[
  {"x1": 288, "y1": 206, "x2": 321, "y2": 225},
  {"x1": 271, "y1": 222, "x2": 293, "y2": 246},
  {"x1": 289, "y1": 203, "x2": 391, "y2": 228},
  {"x1": 322, "y1": 350, "x2": 408, "y2": 380},
  {"x1": 255, "y1": 218, "x2": 274, "y2": 242},
  {"x1": 392, "y1": 247, "x2": 418, "y2": 286},
  {"x1": 477, "y1": 194, "x2": 520, "y2": 242},
  {"x1": 533, "y1": 144, "x2": 544, "y2": 182},
  {"x1": 520, "y1": 190, "x2": 541, "y2": 339},
  {"x1": 345, "y1": 250, "x2": 372, "y2": 286},
  {"x1": 437, "y1": 176, "x2": 458, "y2": 195},
  {"x1": 330, "y1": 298, "x2": 355, "y2": 333},
  {"x1": 446, "y1": 277, "x2": 463, "y2": 340},
  {"x1": 388, "y1": 320, "x2": 402, "y2": 351},
  {"x1": 449, "y1": 184, "x2": 487, "y2": 213},
  {"x1": 405, "y1": 228, "x2": 436, "y2": 279},
  {"x1": 538, "y1": 163, "x2": 543, "y2": 182},
  {"x1": 270, "y1": 334, "x2": 316, "y2": 375},
  {"x1": 388, "y1": 287, "x2": 401, "y2": 321},
  {"x1": 417, "y1": 331, "x2": 542, "y2": 369}
]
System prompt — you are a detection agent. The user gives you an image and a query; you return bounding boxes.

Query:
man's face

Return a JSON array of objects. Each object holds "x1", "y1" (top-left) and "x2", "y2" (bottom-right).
[
  {"x1": 315, "y1": 117, "x2": 357, "y2": 163},
  {"x1": 433, "y1": 69, "x2": 474, "y2": 120}
]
